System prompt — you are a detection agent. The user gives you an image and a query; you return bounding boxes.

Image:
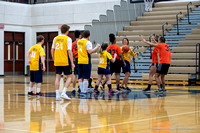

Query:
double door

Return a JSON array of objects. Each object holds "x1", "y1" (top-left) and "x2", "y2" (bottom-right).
[{"x1": 4, "y1": 32, "x2": 25, "y2": 75}]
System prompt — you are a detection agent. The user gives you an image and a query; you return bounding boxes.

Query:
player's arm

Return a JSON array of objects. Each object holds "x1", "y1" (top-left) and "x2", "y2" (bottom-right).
[
  {"x1": 157, "y1": 53, "x2": 160, "y2": 64},
  {"x1": 41, "y1": 56, "x2": 46, "y2": 72},
  {"x1": 130, "y1": 49, "x2": 135, "y2": 57},
  {"x1": 67, "y1": 38, "x2": 75, "y2": 69},
  {"x1": 118, "y1": 47, "x2": 126, "y2": 66},
  {"x1": 110, "y1": 53, "x2": 117, "y2": 63},
  {"x1": 141, "y1": 36, "x2": 158, "y2": 48},
  {"x1": 51, "y1": 38, "x2": 55, "y2": 61},
  {"x1": 87, "y1": 42, "x2": 100, "y2": 54},
  {"x1": 27, "y1": 51, "x2": 31, "y2": 64}
]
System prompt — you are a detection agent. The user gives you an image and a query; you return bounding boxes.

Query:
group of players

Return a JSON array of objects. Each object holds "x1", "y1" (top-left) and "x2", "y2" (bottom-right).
[{"x1": 27, "y1": 24, "x2": 171, "y2": 100}]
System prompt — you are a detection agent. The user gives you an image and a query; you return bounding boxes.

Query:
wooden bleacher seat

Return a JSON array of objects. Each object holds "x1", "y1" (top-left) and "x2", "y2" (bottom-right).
[{"x1": 172, "y1": 46, "x2": 197, "y2": 53}]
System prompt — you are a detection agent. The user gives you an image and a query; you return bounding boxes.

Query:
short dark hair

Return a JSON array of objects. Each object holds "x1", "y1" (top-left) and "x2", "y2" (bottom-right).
[
  {"x1": 83, "y1": 30, "x2": 90, "y2": 38},
  {"x1": 37, "y1": 35, "x2": 44, "y2": 43},
  {"x1": 109, "y1": 33, "x2": 116, "y2": 44},
  {"x1": 122, "y1": 38, "x2": 129, "y2": 45},
  {"x1": 75, "y1": 30, "x2": 81, "y2": 38},
  {"x1": 100, "y1": 43, "x2": 108, "y2": 54},
  {"x1": 61, "y1": 24, "x2": 70, "y2": 34},
  {"x1": 159, "y1": 36, "x2": 165, "y2": 43}
]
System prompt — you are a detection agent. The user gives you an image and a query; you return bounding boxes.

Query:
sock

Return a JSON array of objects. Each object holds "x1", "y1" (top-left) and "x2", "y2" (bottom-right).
[
  {"x1": 88, "y1": 78, "x2": 92, "y2": 87},
  {"x1": 147, "y1": 84, "x2": 151, "y2": 90},
  {"x1": 160, "y1": 84, "x2": 163, "y2": 88},
  {"x1": 62, "y1": 87, "x2": 67, "y2": 94},
  {"x1": 108, "y1": 84, "x2": 112, "y2": 91},
  {"x1": 36, "y1": 88, "x2": 40, "y2": 93},
  {"x1": 95, "y1": 85, "x2": 98, "y2": 90},
  {"x1": 102, "y1": 81, "x2": 106, "y2": 88},
  {"x1": 117, "y1": 84, "x2": 120, "y2": 89},
  {"x1": 79, "y1": 82, "x2": 83, "y2": 93},
  {"x1": 56, "y1": 90, "x2": 60, "y2": 97},
  {"x1": 28, "y1": 87, "x2": 32, "y2": 92},
  {"x1": 73, "y1": 88, "x2": 75, "y2": 91},
  {"x1": 83, "y1": 81, "x2": 88, "y2": 93}
]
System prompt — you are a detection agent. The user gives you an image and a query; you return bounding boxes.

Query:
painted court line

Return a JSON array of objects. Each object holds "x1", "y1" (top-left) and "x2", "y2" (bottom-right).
[{"x1": 60, "y1": 110, "x2": 199, "y2": 133}]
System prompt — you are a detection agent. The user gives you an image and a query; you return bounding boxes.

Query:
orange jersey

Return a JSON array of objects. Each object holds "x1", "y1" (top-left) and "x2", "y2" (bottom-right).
[
  {"x1": 152, "y1": 47, "x2": 159, "y2": 63},
  {"x1": 107, "y1": 44, "x2": 122, "y2": 59},
  {"x1": 72, "y1": 40, "x2": 78, "y2": 58},
  {"x1": 157, "y1": 43, "x2": 171, "y2": 64}
]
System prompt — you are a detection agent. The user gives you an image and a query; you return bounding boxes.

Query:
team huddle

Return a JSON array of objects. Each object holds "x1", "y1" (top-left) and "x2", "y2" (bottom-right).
[{"x1": 27, "y1": 24, "x2": 171, "y2": 100}]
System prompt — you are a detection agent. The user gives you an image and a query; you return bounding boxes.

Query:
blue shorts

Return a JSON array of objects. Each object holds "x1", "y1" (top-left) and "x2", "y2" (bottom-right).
[
  {"x1": 78, "y1": 64, "x2": 91, "y2": 79},
  {"x1": 56, "y1": 66, "x2": 72, "y2": 75},
  {"x1": 122, "y1": 60, "x2": 131, "y2": 73},
  {"x1": 30, "y1": 70, "x2": 43, "y2": 83},
  {"x1": 98, "y1": 67, "x2": 111, "y2": 75}
]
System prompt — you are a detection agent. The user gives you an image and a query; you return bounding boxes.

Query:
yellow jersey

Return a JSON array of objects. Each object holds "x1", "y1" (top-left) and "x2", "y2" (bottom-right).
[
  {"x1": 29, "y1": 44, "x2": 45, "y2": 71},
  {"x1": 53, "y1": 35, "x2": 70, "y2": 66},
  {"x1": 98, "y1": 51, "x2": 112, "y2": 69},
  {"x1": 121, "y1": 47, "x2": 135, "y2": 62},
  {"x1": 77, "y1": 39, "x2": 92, "y2": 64}
]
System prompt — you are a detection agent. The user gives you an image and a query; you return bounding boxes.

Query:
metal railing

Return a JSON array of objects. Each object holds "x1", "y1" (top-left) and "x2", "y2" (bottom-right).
[
  {"x1": 187, "y1": 2, "x2": 192, "y2": 24},
  {"x1": 176, "y1": 12, "x2": 182, "y2": 35},
  {"x1": 196, "y1": 43, "x2": 200, "y2": 80},
  {"x1": 162, "y1": 22, "x2": 168, "y2": 37}
]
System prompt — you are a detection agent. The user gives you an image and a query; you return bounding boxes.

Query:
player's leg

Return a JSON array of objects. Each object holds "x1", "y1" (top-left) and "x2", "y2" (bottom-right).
[
  {"x1": 55, "y1": 66, "x2": 63, "y2": 100},
  {"x1": 115, "y1": 73, "x2": 120, "y2": 91},
  {"x1": 81, "y1": 64, "x2": 91, "y2": 94},
  {"x1": 60, "y1": 66, "x2": 73, "y2": 100},
  {"x1": 143, "y1": 64, "x2": 157, "y2": 92},
  {"x1": 160, "y1": 74, "x2": 165, "y2": 90},
  {"x1": 35, "y1": 69, "x2": 43, "y2": 96},
  {"x1": 28, "y1": 71, "x2": 35, "y2": 96},
  {"x1": 105, "y1": 74, "x2": 114, "y2": 93},
  {"x1": 71, "y1": 74, "x2": 78, "y2": 94},
  {"x1": 124, "y1": 72, "x2": 130, "y2": 89},
  {"x1": 94, "y1": 74, "x2": 103, "y2": 93},
  {"x1": 78, "y1": 64, "x2": 84, "y2": 94}
]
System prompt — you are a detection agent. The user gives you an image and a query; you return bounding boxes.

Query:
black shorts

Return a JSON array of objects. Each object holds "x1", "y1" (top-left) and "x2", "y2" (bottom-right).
[
  {"x1": 156, "y1": 63, "x2": 170, "y2": 75},
  {"x1": 78, "y1": 64, "x2": 91, "y2": 79},
  {"x1": 152, "y1": 63, "x2": 158, "y2": 67},
  {"x1": 110, "y1": 59, "x2": 121, "y2": 74},
  {"x1": 98, "y1": 67, "x2": 111, "y2": 75},
  {"x1": 122, "y1": 60, "x2": 131, "y2": 73},
  {"x1": 30, "y1": 70, "x2": 43, "y2": 83},
  {"x1": 56, "y1": 66, "x2": 72, "y2": 75},
  {"x1": 74, "y1": 58, "x2": 78, "y2": 75}
]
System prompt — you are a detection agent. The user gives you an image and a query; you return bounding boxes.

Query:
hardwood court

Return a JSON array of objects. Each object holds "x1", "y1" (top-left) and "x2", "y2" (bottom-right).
[{"x1": 0, "y1": 76, "x2": 200, "y2": 133}]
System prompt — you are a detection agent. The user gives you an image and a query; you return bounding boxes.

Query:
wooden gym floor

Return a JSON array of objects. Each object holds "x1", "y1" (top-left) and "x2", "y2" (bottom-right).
[{"x1": 0, "y1": 76, "x2": 200, "y2": 133}]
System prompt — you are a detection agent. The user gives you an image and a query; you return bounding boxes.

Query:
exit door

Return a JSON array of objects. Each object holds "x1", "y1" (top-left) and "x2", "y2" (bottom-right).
[{"x1": 4, "y1": 32, "x2": 25, "y2": 75}]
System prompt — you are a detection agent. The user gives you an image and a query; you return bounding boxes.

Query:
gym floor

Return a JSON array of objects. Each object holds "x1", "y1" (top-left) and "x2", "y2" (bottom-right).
[{"x1": 0, "y1": 76, "x2": 200, "y2": 133}]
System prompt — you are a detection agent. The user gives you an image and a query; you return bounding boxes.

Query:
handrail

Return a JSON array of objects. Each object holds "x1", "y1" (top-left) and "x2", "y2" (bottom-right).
[
  {"x1": 196, "y1": 43, "x2": 200, "y2": 80},
  {"x1": 187, "y1": 2, "x2": 192, "y2": 24},
  {"x1": 162, "y1": 22, "x2": 168, "y2": 37},
  {"x1": 176, "y1": 12, "x2": 182, "y2": 35}
]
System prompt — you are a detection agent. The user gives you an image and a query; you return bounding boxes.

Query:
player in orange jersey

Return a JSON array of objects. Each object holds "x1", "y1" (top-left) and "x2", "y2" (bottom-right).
[
  {"x1": 71, "y1": 30, "x2": 82, "y2": 95},
  {"x1": 143, "y1": 34, "x2": 160, "y2": 93},
  {"x1": 141, "y1": 36, "x2": 171, "y2": 93}
]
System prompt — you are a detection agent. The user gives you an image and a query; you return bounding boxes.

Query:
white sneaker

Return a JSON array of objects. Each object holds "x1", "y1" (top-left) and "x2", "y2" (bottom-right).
[
  {"x1": 60, "y1": 93, "x2": 71, "y2": 100},
  {"x1": 56, "y1": 96, "x2": 62, "y2": 101}
]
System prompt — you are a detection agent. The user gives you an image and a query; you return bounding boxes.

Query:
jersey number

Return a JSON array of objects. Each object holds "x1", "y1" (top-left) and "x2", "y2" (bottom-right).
[
  {"x1": 74, "y1": 44, "x2": 77, "y2": 51},
  {"x1": 99, "y1": 59, "x2": 104, "y2": 64},
  {"x1": 165, "y1": 45, "x2": 170, "y2": 51},
  {"x1": 108, "y1": 49, "x2": 116, "y2": 56},
  {"x1": 56, "y1": 43, "x2": 63, "y2": 50},
  {"x1": 31, "y1": 52, "x2": 36, "y2": 58},
  {"x1": 79, "y1": 46, "x2": 82, "y2": 52}
]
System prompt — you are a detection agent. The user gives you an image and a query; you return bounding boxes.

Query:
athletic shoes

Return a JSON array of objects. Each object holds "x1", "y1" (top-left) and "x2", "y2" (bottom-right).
[
  {"x1": 79, "y1": 92, "x2": 87, "y2": 99},
  {"x1": 60, "y1": 93, "x2": 71, "y2": 100},
  {"x1": 125, "y1": 87, "x2": 131, "y2": 91},
  {"x1": 115, "y1": 88, "x2": 121, "y2": 93},
  {"x1": 155, "y1": 88, "x2": 165, "y2": 93},
  {"x1": 94, "y1": 89, "x2": 100, "y2": 94},
  {"x1": 88, "y1": 85, "x2": 94, "y2": 89},
  {"x1": 143, "y1": 88, "x2": 151, "y2": 93},
  {"x1": 56, "y1": 96, "x2": 62, "y2": 101},
  {"x1": 28, "y1": 91, "x2": 35, "y2": 96},
  {"x1": 71, "y1": 90, "x2": 76, "y2": 94},
  {"x1": 108, "y1": 89, "x2": 115, "y2": 94},
  {"x1": 36, "y1": 92, "x2": 45, "y2": 97}
]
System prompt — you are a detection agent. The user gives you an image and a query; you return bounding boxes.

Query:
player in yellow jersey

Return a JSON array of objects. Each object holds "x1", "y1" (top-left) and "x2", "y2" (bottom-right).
[
  {"x1": 93, "y1": 43, "x2": 117, "y2": 94},
  {"x1": 51, "y1": 24, "x2": 75, "y2": 101},
  {"x1": 27, "y1": 35, "x2": 46, "y2": 96},
  {"x1": 77, "y1": 30, "x2": 100, "y2": 98},
  {"x1": 121, "y1": 38, "x2": 135, "y2": 91}
]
